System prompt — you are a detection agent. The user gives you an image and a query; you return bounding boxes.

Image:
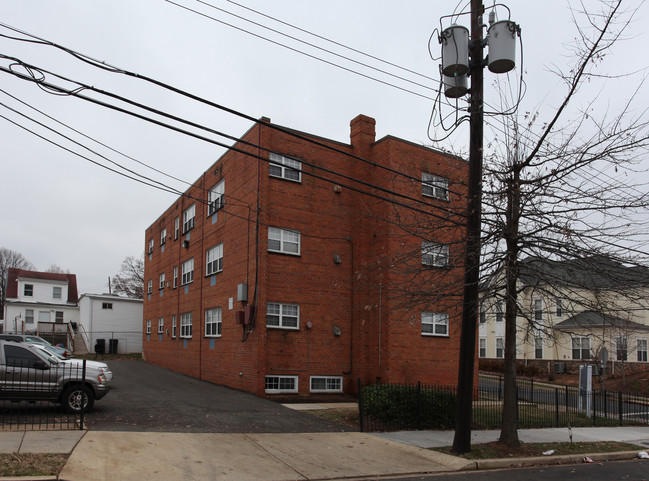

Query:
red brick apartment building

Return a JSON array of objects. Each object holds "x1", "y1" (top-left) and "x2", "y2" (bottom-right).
[{"x1": 143, "y1": 114, "x2": 469, "y2": 398}]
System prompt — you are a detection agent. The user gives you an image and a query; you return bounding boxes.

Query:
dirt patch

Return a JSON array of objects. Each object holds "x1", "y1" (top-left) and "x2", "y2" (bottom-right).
[{"x1": 0, "y1": 453, "x2": 68, "y2": 477}]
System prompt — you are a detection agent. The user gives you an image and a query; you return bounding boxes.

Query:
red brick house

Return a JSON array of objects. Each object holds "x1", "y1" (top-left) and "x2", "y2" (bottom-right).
[{"x1": 143, "y1": 114, "x2": 468, "y2": 397}]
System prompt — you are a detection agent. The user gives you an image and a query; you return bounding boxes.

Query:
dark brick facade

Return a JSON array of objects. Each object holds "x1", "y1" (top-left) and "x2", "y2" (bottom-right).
[{"x1": 143, "y1": 115, "x2": 470, "y2": 397}]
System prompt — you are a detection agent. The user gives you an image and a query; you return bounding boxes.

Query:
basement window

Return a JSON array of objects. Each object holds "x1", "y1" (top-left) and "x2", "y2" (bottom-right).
[
  {"x1": 310, "y1": 376, "x2": 342, "y2": 393},
  {"x1": 265, "y1": 375, "x2": 298, "y2": 394}
]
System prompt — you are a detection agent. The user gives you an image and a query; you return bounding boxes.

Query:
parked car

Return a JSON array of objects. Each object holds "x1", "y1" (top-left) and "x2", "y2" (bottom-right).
[
  {"x1": 0, "y1": 334, "x2": 72, "y2": 358},
  {"x1": 0, "y1": 340, "x2": 110, "y2": 413},
  {"x1": 28, "y1": 343, "x2": 114, "y2": 382}
]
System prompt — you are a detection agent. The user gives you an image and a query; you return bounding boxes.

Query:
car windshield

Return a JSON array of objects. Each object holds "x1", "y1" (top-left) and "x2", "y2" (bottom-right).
[
  {"x1": 25, "y1": 336, "x2": 52, "y2": 346},
  {"x1": 29, "y1": 344, "x2": 64, "y2": 363}
]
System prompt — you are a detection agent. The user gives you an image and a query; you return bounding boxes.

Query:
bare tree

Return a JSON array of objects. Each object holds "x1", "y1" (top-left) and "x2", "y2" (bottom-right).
[
  {"x1": 0, "y1": 247, "x2": 34, "y2": 316},
  {"x1": 45, "y1": 264, "x2": 70, "y2": 274},
  {"x1": 481, "y1": 0, "x2": 649, "y2": 447},
  {"x1": 112, "y1": 255, "x2": 144, "y2": 299}
]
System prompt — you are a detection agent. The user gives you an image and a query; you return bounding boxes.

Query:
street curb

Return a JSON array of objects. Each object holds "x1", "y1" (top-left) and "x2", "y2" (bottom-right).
[
  {"x1": 0, "y1": 477, "x2": 56, "y2": 481},
  {"x1": 471, "y1": 450, "x2": 641, "y2": 470}
]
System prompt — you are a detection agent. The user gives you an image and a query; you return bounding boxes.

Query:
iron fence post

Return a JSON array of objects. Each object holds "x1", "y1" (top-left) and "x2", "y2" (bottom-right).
[
  {"x1": 555, "y1": 388, "x2": 559, "y2": 427},
  {"x1": 357, "y1": 378, "x2": 364, "y2": 433},
  {"x1": 417, "y1": 381, "x2": 422, "y2": 430},
  {"x1": 618, "y1": 391, "x2": 623, "y2": 426}
]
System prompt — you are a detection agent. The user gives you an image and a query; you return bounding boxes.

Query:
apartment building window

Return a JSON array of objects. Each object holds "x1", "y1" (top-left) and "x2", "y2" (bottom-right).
[
  {"x1": 422, "y1": 172, "x2": 449, "y2": 201},
  {"x1": 173, "y1": 266, "x2": 178, "y2": 289},
  {"x1": 159, "y1": 273, "x2": 165, "y2": 290},
  {"x1": 422, "y1": 241, "x2": 449, "y2": 267},
  {"x1": 160, "y1": 228, "x2": 167, "y2": 246},
  {"x1": 146, "y1": 320, "x2": 151, "y2": 335},
  {"x1": 208, "y1": 179, "x2": 225, "y2": 215},
  {"x1": 171, "y1": 315, "x2": 177, "y2": 338},
  {"x1": 181, "y1": 258, "x2": 194, "y2": 285},
  {"x1": 206, "y1": 243, "x2": 223, "y2": 276},
  {"x1": 148, "y1": 239, "x2": 154, "y2": 255},
  {"x1": 269, "y1": 152, "x2": 302, "y2": 182},
  {"x1": 205, "y1": 308, "x2": 222, "y2": 337},
  {"x1": 479, "y1": 304, "x2": 486, "y2": 324},
  {"x1": 479, "y1": 338, "x2": 486, "y2": 358},
  {"x1": 174, "y1": 217, "x2": 179, "y2": 240},
  {"x1": 533, "y1": 298, "x2": 543, "y2": 321},
  {"x1": 265, "y1": 375, "x2": 298, "y2": 393},
  {"x1": 495, "y1": 301, "x2": 504, "y2": 323},
  {"x1": 158, "y1": 318, "x2": 164, "y2": 334},
  {"x1": 555, "y1": 298, "x2": 563, "y2": 317},
  {"x1": 268, "y1": 227, "x2": 300, "y2": 255},
  {"x1": 147, "y1": 279, "x2": 153, "y2": 294},
  {"x1": 25, "y1": 309, "x2": 34, "y2": 324},
  {"x1": 102, "y1": 303, "x2": 112, "y2": 310},
  {"x1": 267, "y1": 303, "x2": 299, "y2": 329},
  {"x1": 24, "y1": 284, "x2": 33, "y2": 297},
  {"x1": 180, "y1": 312, "x2": 193, "y2": 338},
  {"x1": 637, "y1": 339, "x2": 648, "y2": 362},
  {"x1": 616, "y1": 336, "x2": 628, "y2": 361},
  {"x1": 496, "y1": 338, "x2": 504, "y2": 358},
  {"x1": 421, "y1": 312, "x2": 449, "y2": 336},
  {"x1": 572, "y1": 336, "x2": 591, "y2": 360},
  {"x1": 310, "y1": 376, "x2": 343, "y2": 393},
  {"x1": 534, "y1": 335, "x2": 543, "y2": 359},
  {"x1": 183, "y1": 204, "x2": 196, "y2": 233},
  {"x1": 52, "y1": 286, "x2": 62, "y2": 299}
]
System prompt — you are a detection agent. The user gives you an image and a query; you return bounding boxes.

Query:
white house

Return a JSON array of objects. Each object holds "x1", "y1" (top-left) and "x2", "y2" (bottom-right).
[
  {"x1": 78, "y1": 293, "x2": 143, "y2": 354},
  {"x1": 3, "y1": 268, "x2": 79, "y2": 335}
]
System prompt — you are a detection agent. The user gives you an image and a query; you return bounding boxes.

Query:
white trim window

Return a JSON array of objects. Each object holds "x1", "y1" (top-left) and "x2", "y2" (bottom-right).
[
  {"x1": 265, "y1": 375, "x2": 298, "y2": 393},
  {"x1": 495, "y1": 301, "x2": 504, "y2": 323},
  {"x1": 147, "y1": 279, "x2": 153, "y2": 294},
  {"x1": 422, "y1": 241, "x2": 449, "y2": 267},
  {"x1": 148, "y1": 239, "x2": 154, "y2": 255},
  {"x1": 533, "y1": 298, "x2": 543, "y2": 321},
  {"x1": 267, "y1": 303, "x2": 299, "y2": 329},
  {"x1": 158, "y1": 317, "x2": 164, "y2": 334},
  {"x1": 25, "y1": 309, "x2": 34, "y2": 324},
  {"x1": 159, "y1": 273, "x2": 165, "y2": 290},
  {"x1": 534, "y1": 335, "x2": 543, "y2": 359},
  {"x1": 310, "y1": 376, "x2": 343, "y2": 393},
  {"x1": 173, "y1": 266, "x2": 178, "y2": 289},
  {"x1": 160, "y1": 228, "x2": 167, "y2": 246},
  {"x1": 496, "y1": 337, "x2": 504, "y2": 358},
  {"x1": 555, "y1": 298, "x2": 563, "y2": 317},
  {"x1": 268, "y1": 227, "x2": 300, "y2": 255},
  {"x1": 171, "y1": 315, "x2": 177, "y2": 338},
  {"x1": 181, "y1": 258, "x2": 194, "y2": 285},
  {"x1": 572, "y1": 336, "x2": 591, "y2": 360},
  {"x1": 206, "y1": 243, "x2": 223, "y2": 276},
  {"x1": 616, "y1": 336, "x2": 628, "y2": 361},
  {"x1": 208, "y1": 179, "x2": 225, "y2": 215},
  {"x1": 183, "y1": 204, "x2": 196, "y2": 233},
  {"x1": 205, "y1": 308, "x2": 222, "y2": 337},
  {"x1": 479, "y1": 338, "x2": 486, "y2": 358},
  {"x1": 421, "y1": 312, "x2": 449, "y2": 336},
  {"x1": 24, "y1": 284, "x2": 33, "y2": 297},
  {"x1": 52, "y1": 286, "x2": 62, "y2": 299},
  {"x1": 146, "y1": 320, "x2": 151, "y2": 335},
  {"x1": 180, "y1": 312, "x2": 193, "y2": 338},
  {"x1": 102, "y1": 303, "x2": 112, "y2": 310},
  {"x1": 637, "y1": 338, "x2": 648, "y2": 362},
  {"x1": 174, "y1": 217, "x2": 180, "y2": 240},
  {"x1": 422, "y1": 172, "x2": 449, "y2": 200},
  {"x1": 269, "y1": 152, "x2": 302, "y2": 182}
]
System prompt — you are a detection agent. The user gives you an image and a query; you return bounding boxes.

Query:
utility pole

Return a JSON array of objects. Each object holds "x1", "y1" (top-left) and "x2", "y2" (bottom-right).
[{"x1": 452, "y1": 0, "x2": 485, "y2": 454}]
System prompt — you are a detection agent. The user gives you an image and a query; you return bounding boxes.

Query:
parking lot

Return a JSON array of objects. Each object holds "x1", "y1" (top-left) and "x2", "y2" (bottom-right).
[{"x1": 85, "y1": 360, "x2": 348, "y2": 433}]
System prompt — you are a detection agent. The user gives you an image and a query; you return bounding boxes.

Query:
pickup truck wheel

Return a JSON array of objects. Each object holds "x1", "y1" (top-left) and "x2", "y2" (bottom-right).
[{"x1": 61, "y1": 384, "x2": 95, "y2": 413}]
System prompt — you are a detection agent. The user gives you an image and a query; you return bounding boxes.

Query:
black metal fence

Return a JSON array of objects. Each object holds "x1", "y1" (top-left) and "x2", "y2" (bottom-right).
[
  {"x1": 358, "y1": 377, "x2": 649, "y2": 432},
  {"x1": 0, "y1": 361, "x2": 91, "y2": 430}
]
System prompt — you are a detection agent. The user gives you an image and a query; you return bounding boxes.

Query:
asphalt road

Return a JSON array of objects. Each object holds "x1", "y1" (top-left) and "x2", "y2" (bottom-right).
[{"x1": 85, "y1": 360, "x2": 348, "y2": 433}]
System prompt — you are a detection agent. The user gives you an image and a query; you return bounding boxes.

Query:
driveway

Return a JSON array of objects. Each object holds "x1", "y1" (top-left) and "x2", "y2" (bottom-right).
[{"x1": 85, "y1": 360, "x2": 349, "y2": 433}]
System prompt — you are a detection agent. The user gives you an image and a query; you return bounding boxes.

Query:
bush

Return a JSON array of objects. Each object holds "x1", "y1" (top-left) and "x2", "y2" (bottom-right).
[{"x1": 360, "y1": 384, "x2": 456, "y2": 430}]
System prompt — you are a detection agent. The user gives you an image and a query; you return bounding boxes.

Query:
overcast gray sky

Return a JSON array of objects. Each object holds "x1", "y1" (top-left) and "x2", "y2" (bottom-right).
[{"x1": 1, "y1": 0, "x2": 647, "y2": 294}]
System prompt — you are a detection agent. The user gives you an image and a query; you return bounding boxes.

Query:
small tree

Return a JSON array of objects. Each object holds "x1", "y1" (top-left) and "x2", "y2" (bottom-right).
[
  {"x1": 0, "y1": 247, "x2": 34, "y2": 317},
  {"x1": 112, "y1": 255, "x2": 144, "y2": 299}
]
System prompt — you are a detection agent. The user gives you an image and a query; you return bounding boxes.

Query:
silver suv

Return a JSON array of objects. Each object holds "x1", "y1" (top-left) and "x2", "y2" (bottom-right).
[{"x1": 0, "y1": 340, "x2": 110, "y2": 413}]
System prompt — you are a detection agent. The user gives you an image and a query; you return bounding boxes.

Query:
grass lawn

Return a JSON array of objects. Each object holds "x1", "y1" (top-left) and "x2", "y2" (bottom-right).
[
  {"x1": 0, "y1": 453, "x2": 68, "y2": 477},
  {"x1": 434, "y1": 441, "x2": 640, "y2": 459}
]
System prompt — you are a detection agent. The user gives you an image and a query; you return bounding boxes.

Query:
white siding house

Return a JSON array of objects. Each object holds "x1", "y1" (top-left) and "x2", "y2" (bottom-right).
[{"x1": 78, "y1": 294, "x2": 143, "y2": 354}]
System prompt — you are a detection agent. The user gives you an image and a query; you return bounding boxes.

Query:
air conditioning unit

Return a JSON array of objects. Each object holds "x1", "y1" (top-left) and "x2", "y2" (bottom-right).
[{"x1": 553, "y1": 362, "x2": 566, "y2": 374}]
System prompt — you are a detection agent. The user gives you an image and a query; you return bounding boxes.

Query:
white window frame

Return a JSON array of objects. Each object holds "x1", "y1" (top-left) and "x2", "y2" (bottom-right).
[
  {"x1": 422, "y1": 241, "x2": 449, "y2": 267},
  {"x1": 174, "y1": 217, "x2": 180, "y2": 240},
  {"x1": 180, "y1": 312, "x2": 193, "y2": 339},
  {"x1": 146, "y1": 320, "x2": 151, "y2": 335},
  {"x1": 52, "y1": 286, "x2": 62, "y2": 299},
  {"x1": 637, "y1": 338, "x2": 648, "y2": 362},
  {"x1": 265, "y1": 375, "x2": 298, "y2": 393},
  {"x1": 208, "y1": 179, "x2": 225, "y2": 215},
  {"x1": 572, "y1": 336, "x2": 591, "y2": 360},
  {"x1": 206, "y1": 243, "x2": 223, "y2": 276},
  {"x1": 555, "y1": 298, "x2": 563, "y2": 317},
  {"x1": 266, "y1": 303, "x2": 300, "y2": 330},
  {"x1": 533, "y1": 298, "x2": 543, "y2": 321},
  {"x1": 205, "y1": 307, "x2": 222, "y2": 337},
  {"x1": 25, "y1": 309, "x2": 34, "y2": 324},
  {"x1": 171, "y1": 315, "x2": 177, "y2": 339},
  {"x1": 183, "y1": 204, "x2": 196, "y2": 233},
  {"x1": 102, "y1": 303, "x2": 112, "y2": 310},
  {"x1": 421, "y1": 312, "x2": 449, "y2": 337},
  {"x1": 268, "y1": 227, "x2": 301, "y2": 255},
  {"x1": 55, "y1": 311, "x2": 64, "y2": 323},
  {"x1": 479, "y1": 338, "x2": 486, "y2": 358},
  {"x1": 160, "y1": 228, "x2": 167, "y2": 246},
  {"x1": 24, "y1": 284, "x2": 33, "y2": 297},
  {"x1": 173, "y1": 266, "x2": 178, "y2": 289},
  {"x1": 495, "y1": 301, "x2": 504, "y2": 323},
  {"x1": 158, "y1": 317, "x2": 164, "y2": 334},
  {"x1": 159, "y1": 273, "x2": 165, "y2": 290},
  {"x1": 181, "y1": 258, "x2": 194, "y2": 285},
  {"x1": 148, "y1": 239, "x2": 154, "y2": 254},
  {"x1": 147, "y1": 279, "x2": 153, "y2": 294},
  {"x1": 310, "y1": 376, "x2": 343, "y2": 393},
  {"x1": 422, "y1": 172, "x2": 449, "y2": 200},
  {"x1": 616, "y1": 336, "x2": 628, "y2": 361},
  {"x1": 534, "y1": 335, "x2": 543, "y2": 359},
  {"x1": 269, "y1": 152, "x2": 302, "y2": 182},
  {"x1": 496, "y1": 338, "x2": 504, "y2": 358}
]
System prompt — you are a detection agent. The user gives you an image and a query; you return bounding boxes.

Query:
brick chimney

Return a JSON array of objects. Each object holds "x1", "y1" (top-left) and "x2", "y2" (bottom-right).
[{"x1": 350, "y1": 115, "x2": 376, "y2": 157}]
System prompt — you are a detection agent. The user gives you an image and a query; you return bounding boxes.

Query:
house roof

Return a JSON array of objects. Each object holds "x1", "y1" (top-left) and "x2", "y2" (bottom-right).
[
  {"x1": 6, "y1": 268, "x2": 79, "y2": 303},
  {"x1": 518, "y1": 256, "x2": 649, "y2": 290},
  {"x1": 554, "y1": 310, "x2": 649, "y2": 331}
]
